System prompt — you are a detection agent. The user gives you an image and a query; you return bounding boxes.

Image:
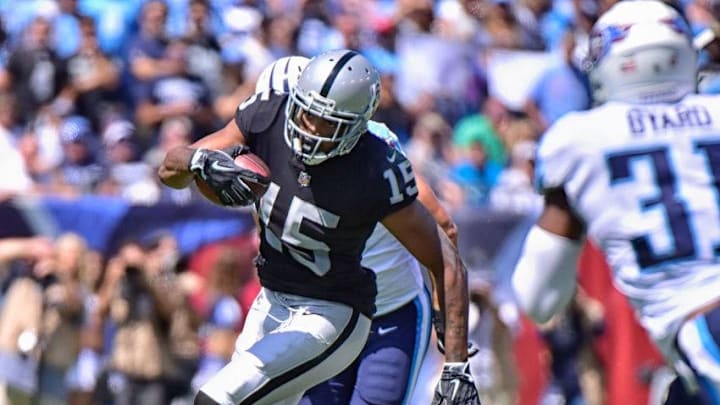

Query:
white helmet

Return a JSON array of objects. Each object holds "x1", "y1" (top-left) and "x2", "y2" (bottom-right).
[
  {"x1": 255, "y1": 56, "x2": 310, "y2": 95},
  {"x1": 587, "y1": 0, "x2": 696, "y2": 104},
  {"x1": 285, "y1": 50, "x2": 381, "y2": 166}
]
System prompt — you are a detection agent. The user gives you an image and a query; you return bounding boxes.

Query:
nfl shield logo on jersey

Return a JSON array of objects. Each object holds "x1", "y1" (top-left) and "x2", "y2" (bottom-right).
[{"x1": 298, "y1": 171, "x2": 311, "y2": 187}]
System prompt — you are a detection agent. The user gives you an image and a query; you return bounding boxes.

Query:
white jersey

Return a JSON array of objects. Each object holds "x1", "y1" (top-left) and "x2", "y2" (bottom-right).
[
  {"x1": 364, "y1": 121, "x2": 425, "y2": 316},
  {"x1": 536, "y1": 94, "x2": 720, "y2": 356}
]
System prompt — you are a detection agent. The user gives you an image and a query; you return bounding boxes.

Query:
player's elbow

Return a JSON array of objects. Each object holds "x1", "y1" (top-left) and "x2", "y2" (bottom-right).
[
  {"x1": 510, "y1": 225, "x2": 582, "y2": 324},
  {"x1": 157, "y1": 164, "x2": 188, "y2": 189},
  {"x1": 157, "y1": 164, "x2": 171, "y2": 184},
  {"x1": 442, "y1": 221, "x2": 458, "y2": 246},
  {"x1": 511, "y1": 272, "x2": 574, "y2": 323},
  {"x1": 425, "y1": 257, "x2": 446, "y2": 281},
  {"x1": 158, "y1": 147, "x2": 195, "y2": 189}
]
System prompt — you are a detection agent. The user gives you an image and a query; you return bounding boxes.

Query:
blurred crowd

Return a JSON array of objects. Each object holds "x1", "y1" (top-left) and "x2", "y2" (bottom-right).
[
  {"x1": 0, "y1": 0, "x2": 598, "y2": 214},
  {"x1": 0, "y1": 230, "x2": 262, "y2": 405},
  {"x1": 2, "y1": 0, "x2": 720, "y2": 404}
]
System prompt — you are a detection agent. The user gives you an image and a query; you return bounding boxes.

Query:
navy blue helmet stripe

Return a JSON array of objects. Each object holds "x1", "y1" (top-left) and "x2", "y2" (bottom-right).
[
  {"x1": 319, "y1": 51, "x2": 357, "y2": 97},
  {"x1": 282, "y1": 56, "x2": 291, "y2": 93},
  {"x1": 238, "y1": 309, "x2": 361, "y2": 405}
]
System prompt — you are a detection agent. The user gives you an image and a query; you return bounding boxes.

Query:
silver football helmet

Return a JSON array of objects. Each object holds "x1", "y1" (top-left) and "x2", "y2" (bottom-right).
[
  {"x1": 285, "y1": 50, "x2": 381, "y2": 165},
  {"x1": 587, "y1": 0, "x2": 696, "y2": 104}
]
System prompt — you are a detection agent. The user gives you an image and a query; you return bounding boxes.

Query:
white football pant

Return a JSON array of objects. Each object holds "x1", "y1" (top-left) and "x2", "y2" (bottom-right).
[{"x1": 199, "y1": 287, "x2": 371, "y2": 405}]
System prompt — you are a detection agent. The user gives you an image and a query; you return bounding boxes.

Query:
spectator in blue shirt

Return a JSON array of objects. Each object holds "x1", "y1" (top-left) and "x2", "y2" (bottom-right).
[{"x1": 523, "y1": 28, "x2": 591, "y2": 133}]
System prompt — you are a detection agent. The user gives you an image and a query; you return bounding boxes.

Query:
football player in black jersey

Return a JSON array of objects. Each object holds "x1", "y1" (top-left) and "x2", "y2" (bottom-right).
[
  {"x1": 159, "y1": 49, "x2": 479, "y2": 405},
  {"x1": 258, "y1": 56, "x2": 476, "y2": 405}
]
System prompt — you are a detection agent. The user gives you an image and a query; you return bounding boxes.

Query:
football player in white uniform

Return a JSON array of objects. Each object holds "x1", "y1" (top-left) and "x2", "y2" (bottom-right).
[
  {"x1": 511, "y1": 1, "x2": 720, "y2": 403},
  {"x1": 254, "y1": 56, "x2": 472, "y2": 405}
]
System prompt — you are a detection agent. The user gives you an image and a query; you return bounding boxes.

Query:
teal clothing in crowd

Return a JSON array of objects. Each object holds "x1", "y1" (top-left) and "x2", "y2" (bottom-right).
[{"x1": 453, "y1": 114, "x2": 507, "y2": 166}]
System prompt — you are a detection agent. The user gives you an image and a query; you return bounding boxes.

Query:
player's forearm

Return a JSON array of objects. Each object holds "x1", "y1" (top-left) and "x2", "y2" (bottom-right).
[
  {"x1": 416, "y1": 175, "x2": 458, "y2": 246},
  {"x1": 158, "y1": 146, "x2": 195, "y2": 189},
  {"x1": 438, "y1": 230, "x2": 470, "y2": 362},
  {"x1": 158, "y1": 120, "x2": 248, "y2": 189}
]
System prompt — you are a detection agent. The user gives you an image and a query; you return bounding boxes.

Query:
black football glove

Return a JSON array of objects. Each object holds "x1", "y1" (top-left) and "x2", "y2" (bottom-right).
[
  {"x1": 431, "y1": 362, "x2": 481, "y2": 405},
  {"x1": 220, "y1": 145, "x2": 271, "y2": 186},
  {"x1": 433, "y1": 310, "x2": 479, "y2": 357},
  {"x1": 221, "y1": 144, "x2": 250, "y2": 158},
  {"x1": 189, "y1": 148, "x2": 257, "y2": 206}
]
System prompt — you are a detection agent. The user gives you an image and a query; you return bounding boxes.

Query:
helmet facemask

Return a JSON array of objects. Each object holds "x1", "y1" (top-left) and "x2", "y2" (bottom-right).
[
  {"x1": 285, "y1": 88, "x2": 367, "y2": 165},
  {"x1": 282, "y1": 49, "x2": 381, "y2": 166}
]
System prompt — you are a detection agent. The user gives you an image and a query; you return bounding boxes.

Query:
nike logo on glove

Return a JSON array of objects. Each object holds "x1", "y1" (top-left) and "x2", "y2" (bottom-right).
[{"x1": 210, "y1": 161, "x2": 239, "y2": 172}]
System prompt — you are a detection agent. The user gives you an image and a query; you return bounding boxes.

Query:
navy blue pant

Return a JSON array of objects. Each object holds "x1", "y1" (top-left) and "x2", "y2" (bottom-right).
[{"x1": 300, "y1": 294, "x2": 431, "y2": 405}]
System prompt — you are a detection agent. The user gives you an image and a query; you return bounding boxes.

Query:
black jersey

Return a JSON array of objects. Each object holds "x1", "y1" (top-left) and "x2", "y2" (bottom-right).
[{"x1": 234, "y1": 92, "x2": 418, "y2": 317}]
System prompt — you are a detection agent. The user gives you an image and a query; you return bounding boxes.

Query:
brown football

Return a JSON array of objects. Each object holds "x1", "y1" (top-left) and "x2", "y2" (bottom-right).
[{"x1": 195, "y1": 153, "x2": 271, "y2": 205}]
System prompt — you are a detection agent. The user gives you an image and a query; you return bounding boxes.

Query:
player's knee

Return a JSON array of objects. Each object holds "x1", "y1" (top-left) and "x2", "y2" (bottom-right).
[
  {"x1": 194, "y1": 391, "x2": 220, "y2": 405},
  {"x1": 355, "y1": 348, "x2": 411, "y2": 404}
]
